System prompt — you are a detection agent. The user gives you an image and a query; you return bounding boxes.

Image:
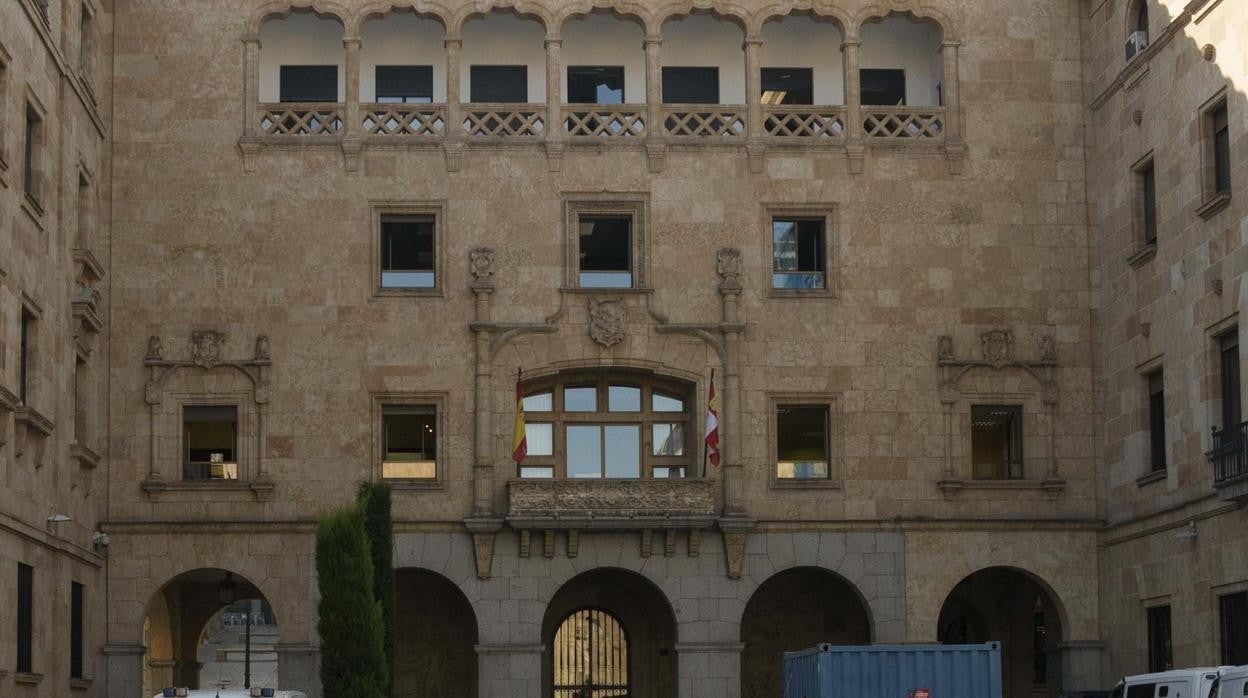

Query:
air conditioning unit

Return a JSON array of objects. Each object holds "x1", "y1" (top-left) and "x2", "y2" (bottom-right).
[{"x1": 1125, "y1": 30, "x2": 1149, "y2": 61}]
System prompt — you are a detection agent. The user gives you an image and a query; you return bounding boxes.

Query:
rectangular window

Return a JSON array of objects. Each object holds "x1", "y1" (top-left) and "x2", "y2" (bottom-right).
[
  {"x1": 279, "y1": 65, "x2": 338, "y2": 102},
  {"x1": 662, "y1": 67, "x2": 719, "y2": 104},
  {"x1": 77, "y1": 173, "x2": 93, "y2": 247},
  {"x1": 860, "y1": 68, "x2": 906, "y2": 106},
  {"x1": 568, "y1": 66, "x2": 625, "y2": 104},
  {"x1": 1147, "y1": 605, "x2": 1173, "y2": 672},
  {"x1": 776, "y1": 405, "x2": 830, "y2": 479},
  {"x1": 567, "y1": 424, "x2": 640, "y2": 478},
  {"x1": 24, "y1": 104, "x2": 42, "y2": 201},
  {"x1": 1221, "y1": 331, "x2": 1241, "y2": 431},
  {"x1": 1138, "y1": 159, "x2": 1157, "y2": 246},
  {"x1": 971, "y1": 405, "x2": 1023, "y2": 479},
  {"x1": 470, "y1": 65, "x2": 527, "y2": 103},
  {"x1": 1148, "y1": 371, "x2": 1166, "y2": 472},
  {"x1": 19, "y1": 307, "x2": 34, "y2": 405},
  {"x1": 1221, "y1": 591, "x2": 1248, "y2": 665},
  {"x1": 375, "y1": 65, "x2": 433, "y2": 103},
  {"x1": 382, "y1": 405, "x2": 437, "y2": 479},
  {"x1": 79, "y1": 4, "x2": 95, "y2": 82},
  {"x1": 772, "y1": 218, "x2": 826, "y2": 290},
  {"x1": 380, "y1": 215, "x2": 435, "y2": 288},
  {"x1": 17, "y1": 563, "x2": 33, "y2": 673},
  {"x1": 578, "y1": 216, "x2": 632, "y2": 288},
  {"x1": 761, "y1": 67, "x2": 814, "y2": 105},
  {"x1": 183, "y1": 405, "x2": 238, "y2": 480},
  {"x1": 74, "y1": 356, "x2": 87, "y2": 443},
  {"x1": 1213, "y1": 102, "x2": 1231, "y2": 194},
  {"x1": 71, "y1": 581, "x2": 84, "y2": 679}
]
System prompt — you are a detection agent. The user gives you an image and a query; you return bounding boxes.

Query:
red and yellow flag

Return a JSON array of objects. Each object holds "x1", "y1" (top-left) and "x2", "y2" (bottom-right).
[
  {"x1": 704, "y1": 374, "x2": 720, "y2": 468},
  {"x1": 512, "y1": 379, "x2": 527, "y2": 464}
]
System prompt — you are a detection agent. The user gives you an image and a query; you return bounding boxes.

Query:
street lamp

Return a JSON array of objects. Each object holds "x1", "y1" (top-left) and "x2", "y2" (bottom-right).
[{"x1": 218, "y1": 572, "x2": 237, "y2": 605}]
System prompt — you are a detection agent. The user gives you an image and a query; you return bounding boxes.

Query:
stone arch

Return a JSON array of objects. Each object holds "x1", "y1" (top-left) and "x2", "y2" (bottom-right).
[
  {"x1": 542, "y1": 567, "x2": 678, "y2": 698},
  {"x1": 740, "y1": 566, "x2": 873, "y2": 698},
  {"x1": 654, "y1": 1, "x2": 752, "y2": 33},
  {"x1": 751, "y1": 3, "x2": 850, "y2": 38},
  {"x1": 449, "y1": 1, "x2": 555, "y2": 37},
  {"x1": 852, "y1": 5, "x2": 956, "y2": 41},
  {"x1": 351, "y1": 1, "x2": 454, "y2": 35},
  {"x1": 394, "y1": 567, "x2": 480, "y2": 697},
  {"x1": 555, "y1": 1, "x2": 656, "y2": 36},
  {"x1": 247, "y1": 1, "x2": 351, "y2": 37}
]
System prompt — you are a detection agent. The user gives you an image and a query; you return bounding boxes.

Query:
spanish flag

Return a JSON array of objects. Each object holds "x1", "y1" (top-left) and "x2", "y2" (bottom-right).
[{"x1": 511, "y1": 376, "x2": 527, "y2": 464}]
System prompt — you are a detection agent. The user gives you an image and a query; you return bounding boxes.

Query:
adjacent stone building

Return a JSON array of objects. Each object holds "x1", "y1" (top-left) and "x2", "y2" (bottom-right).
[{"x1": 0, "y1": 0, "x2": 1242, "y2": 696}]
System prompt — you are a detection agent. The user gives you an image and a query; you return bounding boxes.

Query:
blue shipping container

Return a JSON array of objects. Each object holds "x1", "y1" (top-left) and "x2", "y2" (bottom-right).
[{"x1": 783, "y1": 642, "x2": 1003, "y2": 698}]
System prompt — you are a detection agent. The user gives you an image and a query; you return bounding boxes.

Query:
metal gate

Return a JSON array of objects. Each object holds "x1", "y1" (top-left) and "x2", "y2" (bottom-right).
[{"x1": 553, "y1": 608, "x2": 630, "y2": 698}]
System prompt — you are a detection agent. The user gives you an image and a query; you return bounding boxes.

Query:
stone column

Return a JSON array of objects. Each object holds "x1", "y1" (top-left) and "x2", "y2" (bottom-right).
[
  {"x1": 677, "y1": 642, "x2": 743, "y2": 698},
  {"x1": 544, "y1": 35, "x2": 564, "y2": 170},
  {"x1": 643, "y1": 34, "x2": 665, "y2": 172},
  {"x1": 444, "y1": 37, "x2": 465, "y2": 170},
  {"x1": 243, "y1": 37, "x2": 261, "y2": 136},
  {"x1": 940, "y1": 40, "x2": 965, "y2": 171},
  {"x1": 472, "y1": 275, "x2": 496, "y2": 518},
  {"x1": 477, "y1": 644, "x2": 543, "y2": 698},
  {"x1": 343, "y1": 37, "x2": 360, "y2": 133},
  {"x1": 721, "y1": 285, "x2": 745, "y2": 515},
  {"x1": 104, "y1": 643, "x2": 147, "y2": 698},
  {"x1": 276, "y1": 643, "x2": 321, "y2": 697},
  {"x1": 842, "y1": 37, "x2": 864, "y2": 173},
  {"x1": 743, "y1": 35, "x2": 765, "y2": 172}
]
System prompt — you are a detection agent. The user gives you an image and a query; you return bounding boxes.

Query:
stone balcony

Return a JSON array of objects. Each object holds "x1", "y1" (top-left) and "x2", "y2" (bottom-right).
[
  {"x1": 1209, "y1": 421, "x2": 1248, "y2": 502},
  {"x1": 505, "y1": 478, "x2": 717, "y2": 530}
]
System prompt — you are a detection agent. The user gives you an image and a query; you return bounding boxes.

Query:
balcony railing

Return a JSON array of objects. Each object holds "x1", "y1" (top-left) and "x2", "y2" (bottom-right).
[
  {"x1": 463, "y1": 104, "x2": 546, "y2": 138},
  {"x1": 361, "y1": 103, "x2": 446, "y2": 137},
  {"x1": 563, "y1": 106, "x2": 647, "y2": 138},
  {"x1": 863, "y1": 106, "x2": 945, "y2": 139},
  {"x1": 1209, "y1": 422, "x2": 1248, "y2": 501},
  {"x1": 258, "y1": 103, "x2": 343, "y2": 136},
  {"x1": 662, "y1": 105, "x2": 746, "y2": 138},
  {"x1": 764, "y1": 105, "x2": 846, "y2": 139},
  {"x1": 506, "y1": 478, "x2": 716, "y2": 529}
]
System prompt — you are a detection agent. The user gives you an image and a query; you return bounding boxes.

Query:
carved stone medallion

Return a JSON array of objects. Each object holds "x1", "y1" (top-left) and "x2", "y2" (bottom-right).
[
  {"x1": 469, "y1": 247, "x2": 494, "y2": 282},
  {"x1": 980, "y1": 330, "x2": 1013, "y2": 369},
  {"x1": 588, "y1": 299, "x2": 625, "y2": 348},
  {"x1": 191, "y1": 331, "x2": 226, "y2": 369},
  {"x1": 716, "y1": 248, "x2": 742, "y2": 285}
]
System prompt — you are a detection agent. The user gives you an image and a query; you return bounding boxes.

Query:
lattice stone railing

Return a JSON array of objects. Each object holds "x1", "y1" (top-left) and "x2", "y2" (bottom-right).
[
  {"x1": 463, "y1": 104, "x2": 546, "y2": 137},
  {"x1": 662, "y1": 106, "x2": 746, "y2": 138},
  {"x1": 863, "y1": 107, "x2": 945, "y2": 139},
  {"x1": 764, "y1": 105, "x2": 846, "y2": 139},
  {"x1": 506, "y1": 478, "x2": 717, "y2": 528},
  {"x1": 563, "y1": 106, "x2": 647, "y2": 137},
  {"x1": 361, "y1": 104, "x2": 447, "y2": 137},
  {"x1": 257, "y1": 103, "x2": 344, "y2": 136}
]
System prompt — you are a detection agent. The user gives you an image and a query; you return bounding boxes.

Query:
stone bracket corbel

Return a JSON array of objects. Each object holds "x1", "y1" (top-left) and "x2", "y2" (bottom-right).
[
  {"x1": 238, "y1": 137, "x2": 261, "y2": 173},
  {"x1": 718, "y1": 517, "x2": 756, "y2": 579},
  {"x1": 14, "y1": 406, "x2": 54, "y2": 464},
  {"x1": 544, "y1": 140, "x2": 564, "y2": 172},
  {"x1": 443, "y1": 140, "x2": 465, "y2": 173},
  {"x1": 944, "y1": 139, "x2": 966, "y2": 174},
  {"x1": 645, "y1": 139, "x2": 666, "y2": 173},
  {"x1": 746, "y1": 140, "x2": 766, "y2": 174},
  {"x1": 471, "y1": 321, "x2": 559, "y2": 360},
  {"x1": 846, "y1": 138, "x2": 865, "y2": 174},
  {"x1": 341, "y1": 136, "x2": 364, "y2": 173},
  {"x1": 464, "y1": 518, "x2": 503, "y2": 580}
]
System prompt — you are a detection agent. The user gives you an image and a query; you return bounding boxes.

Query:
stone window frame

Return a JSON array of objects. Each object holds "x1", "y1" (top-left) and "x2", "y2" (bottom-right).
[
  {"x1": 1206, "y1": 315, "x2": 1240, "y2": 437},
  {"x1": 1126, "y1": 151, "x2": 1157, "y2": 267},
  {"x1": 369, "y1": 199, "x2": 446, "y2": 298},
  {"x1": 18, "y1": 293, "x2": 42, "y2": 409},
  {"x1": 370, "y1": 391, "x2": 448, "y2": 490},
  {"x1": 1135, "y1": 353, "x2": 1167, "y2": 486},
  {"x1": 953, "y1": 390, "x2": 1046, "y2": 484},
  {"x1": 767, "y1": 391, "x2": 843, "y2": 489},
  {"x1": 1196, "y1": 87, "x2": 1231, "y2": 219},
  {"x1": 77, "y1": 0, "x2": 100, "y2": 90},
  {"x1": 1210, "y1": 580, "x2": 1248, "y2": 666},
  {"x1": 75, "y1": 163, "x2": 96, "y2": 249},
  {"x1": 161, "y1": 391, "x2": 257, "y2": 483},
  {"x1": 562, "y1": 194, "x2": 650, "y2": 291},
  {"x1": 762, "y1": 203, "x2": 838, "y2": 299},
  {"x1": 21, "y1": 88, "x2": 49, "y2": 219},
  {"x1": 1142, "y1": 595, "x2": 1174, "y2": 673},
  {"x1": 0, "y1": 42, "x2": 11, "y2": 176}
]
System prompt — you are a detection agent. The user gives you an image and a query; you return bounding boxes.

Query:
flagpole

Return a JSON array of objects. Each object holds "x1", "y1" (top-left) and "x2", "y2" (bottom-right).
[{"x1": 703, "y1": 368, "x2": 714, "y2": 478}]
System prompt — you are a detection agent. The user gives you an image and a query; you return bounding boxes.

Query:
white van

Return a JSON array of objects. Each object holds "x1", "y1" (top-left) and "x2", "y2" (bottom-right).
[
  {"x1": 1109, "y1": 668, "x2": 1230, "y2": 698},
  {"x1": 1213, "y1": 666, "x2": 1248, "y2": 698},
  {"x1": 152, "y1": 689, "x2": 306, "y2": 698}
]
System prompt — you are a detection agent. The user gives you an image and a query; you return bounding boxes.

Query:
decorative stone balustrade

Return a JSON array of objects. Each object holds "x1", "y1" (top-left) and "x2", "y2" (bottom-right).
[
  {"x1": 563, "y1": 106, "x2": 647, "y2": 138},
  {"x1": 506, "y1": 478, "x2": 717, "y2": 529},
  {"x1": 361, "y1": 104, "x2": 446, "y2": 137},
  {"x1": 257, "y1": 103, "x2": 344, "y2": 136},
  {"x1": 862, "y1": 106, "x2": 945, "y2": 139},
  {"x1": 463, "y1": 104, "x2": 546, "y2": 138},
  {"x1": 662, "y1": 106, "x2": 746, "y2": 138},
  {"x1": 764, "y1": 105, "x2": 846, "y2": 139}
]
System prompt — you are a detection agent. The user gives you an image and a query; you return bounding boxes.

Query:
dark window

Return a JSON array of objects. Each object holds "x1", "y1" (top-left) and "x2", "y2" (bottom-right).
[
  {"x1": 776, "y1": 405, "x2": 830, "y2": 479},
  {"x1": 470, "y1": 65, "x2": 527, "y2": 103},
  {"x1": 183, "y1": 406, "x2": 238, "y2": 480},
  {"x1": 772, "y1": 218, "x2": 826, "y2": 289},
  {"x1": 19, "y1": 308, "x2": 33, "y2": 405},
  {"x1": 1147, "y1": 605, "x2": 1173, "y2": 672},
  {"x1": 1221, "y1": 591, "x2": 1248, "y2": 665},
  {"x1": 1135, "y1": 0, "x2": 1149, "y2": 33},
  {"x1": 578, "y1": 216, "x2": 632, "y2": 288},
  {"x1": 1033, "y1": 605, "x2": 1048, "y2": 686},
  {"x1": 279, "y1": 65, "x2": 338, "y2": 102},
  {"x1": 1127, "y1": 685, "x2": 1156, "y2": 698},
  {"x1": 1213, "y1": 103, "x2": 1231, "y2": 194},
  {"x1": 382, "y1": 405, "x2": 437, "y2": 479},
  {"x1": 71, "y1": 582, "x2": 84, "y2": 679},
  {"x1": 375, "y1": 65, "x2": 433, "y2": 103},
  {"x1": 1140, "y1": 160, "x2": 1157, "y2": 245},
  {"x1": 380, "y1": 215, "x2": 435, "y2": 288},
  {"x1": 1221, "y1": 331, "x2": 1241, "y2": 431},
  {"x1": 761, "y1": 68, "x2": 814, "y2": 105},
  {"x1": 17, "y1": 563, "x2": 33, "y2": 673},
  {"x1": 971, "y1": 405, "x2": 1024, "y2": 479},
  {"x1": 1148, "y1": 371, "x2": 1166, "y2": 472},
  {"x1": 662, "y1": 67, "x2": 719, "y2": 104},
  {"x1": 861, "y1": 68, "x2": 906, "y2": 106},
  {"x1": 74, "y1": 356, "x2": 87, "y2": 443},
  {"x1": 24, "y1": 104, "x2": 41, "y2": 198},
  {"x1": 568, "y1": 66, "x2": 625, "y2": 104}
]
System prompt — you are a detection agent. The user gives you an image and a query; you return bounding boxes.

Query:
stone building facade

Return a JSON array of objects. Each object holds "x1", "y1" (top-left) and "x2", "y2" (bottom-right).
[{"x1": 0, "y1": 0, "x2": 1242, "y2": 697}]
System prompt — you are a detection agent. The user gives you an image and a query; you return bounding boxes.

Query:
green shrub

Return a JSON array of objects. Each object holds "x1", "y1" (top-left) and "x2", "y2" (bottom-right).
[
  {"x1": 316, "y1": 506, "x2": 387, "y2": 698},
  {"x1": 358, "y1": 481, "x2": 396, "y2": 694}
]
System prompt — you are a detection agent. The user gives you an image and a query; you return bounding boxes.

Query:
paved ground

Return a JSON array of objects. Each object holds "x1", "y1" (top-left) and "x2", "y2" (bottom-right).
[{"x1": 198, "y1": 624, "x2": 279, "y2": 691}]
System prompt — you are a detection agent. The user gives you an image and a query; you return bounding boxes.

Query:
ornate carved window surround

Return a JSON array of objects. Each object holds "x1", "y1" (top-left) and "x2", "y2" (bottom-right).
[
  {"x1": 369, "y1": 199, "x2": 446, "y2": 298},
  {"x1": 370, "y1": 391, "x2": 448, "y2": 490},
  {"x1": 562, "y1": 194, "x2": 649, "y2": 291},
  {"x1": 762, "y1": 203, "x2": 839, "y2": 299}
]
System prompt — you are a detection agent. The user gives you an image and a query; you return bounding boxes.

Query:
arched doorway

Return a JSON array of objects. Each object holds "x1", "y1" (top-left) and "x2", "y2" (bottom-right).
[
  {"x1": 142, "y1": 568, "x2": 276, "y2": 695},
  {"x1": 740, "y1": 567, "x2": 872, "y2": 698},
  {"x1": 394, "y1": 568, "x2": 479, "y2": 697},
  {"x1": 543, "y1": 569, "x2": 676, "y2": 698},
  {"x1": 937, "y1": 567, "x2": 1065, "y2": 698}
]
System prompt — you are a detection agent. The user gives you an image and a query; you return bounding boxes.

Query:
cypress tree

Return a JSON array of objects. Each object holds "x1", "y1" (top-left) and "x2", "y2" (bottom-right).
[
  {"x1": 316, "y1": 506, "x2": 387, "y2": 698},
  {"x1": 358, "y1": 481, "x2": 396, "y2": 695}
]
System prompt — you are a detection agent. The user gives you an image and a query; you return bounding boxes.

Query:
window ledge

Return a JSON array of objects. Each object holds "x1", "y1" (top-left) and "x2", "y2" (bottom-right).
[
  {"x1": 71, "y1": 443, "x2": 102, "y2": 469},
  {"x1": 559, "y1": 286, "x2": 654, "y2": 295},
  {"x1": 70, "y1": 677, "x2": 93, "y2": 691},
  {"x1": 770, "y1": 478, "x2": 843, "y2": 490},
  {"x1": 373, "y1": 287, "x2": 444, "y2": 299},
  {"x1": 1136, "y1": 469, "x2": 1167, "y2": 487},
  {"x1": 15, "y1": 406, "x2": 55, "y2": 438},
  {"x1": 938, "y1": 476, "x2": 1066, "y2": 499},
  {"x1": 20, "y1": 194, "x2": 46, "y2": 228},
  {"x1": 1127, "y1": 243, "x2": 1158, "y2": 268},
  {"x1": 14, "y1": 672, "x2": 44, "y2": 686},
  {"x1": 767, "y1": 288, "x2": 837, "y2": 300},
  {"x1": 384, "y1": 478, "x2": 445, "y2": 491},
  {"x1": 1196, "y1": 191, "x2": 1231, "y2": 220},
  {"x1": 141, "y1": 478, "x2": 274, "y2": 502}
]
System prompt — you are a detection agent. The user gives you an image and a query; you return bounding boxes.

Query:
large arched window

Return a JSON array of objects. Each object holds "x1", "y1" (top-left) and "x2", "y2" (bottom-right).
[
  {"x1": 553, "y1": 608, "x2": 629, "y2": 698},
  {"x1": 519, "y1": 373, "x2": 693, "y2": 479}
]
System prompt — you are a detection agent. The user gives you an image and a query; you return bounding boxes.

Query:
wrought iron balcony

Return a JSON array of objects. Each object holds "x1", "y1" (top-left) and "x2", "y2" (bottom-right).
[
  {"x1": 506, "y1": 478, "x2": 717, "y2": 530},
  {"x1": 1209, "y1": 421, "x2": 1248, "y2": 501}
]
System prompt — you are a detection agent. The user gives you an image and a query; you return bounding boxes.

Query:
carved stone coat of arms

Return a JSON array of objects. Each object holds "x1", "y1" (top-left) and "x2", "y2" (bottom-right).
[
  {"x1": 191, "y1": 331, "x2": 226, "y2": 369},
  {"x1": 588, "y1": 299, "x2": 625, "y2": 348}
]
